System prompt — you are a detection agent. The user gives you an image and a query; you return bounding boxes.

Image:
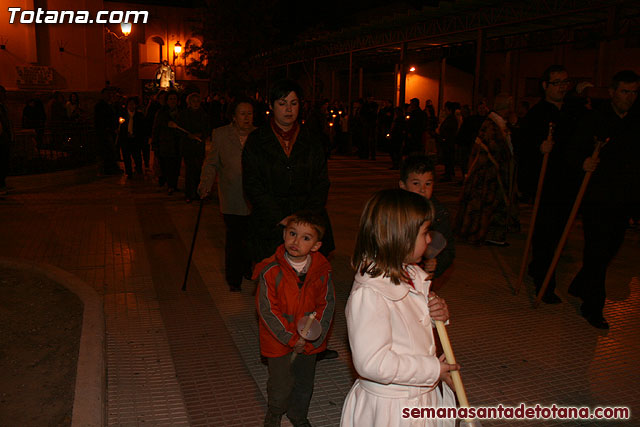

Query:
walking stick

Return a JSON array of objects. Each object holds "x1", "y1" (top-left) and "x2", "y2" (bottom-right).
[
  {"x1": 534, "y1": 138, "x2": 607, "y2": 307},
  {"x1": 515, "y1": 123, "x2": 553, "y2": 294},
  {"x1": 182, "y1": 198, "x2": 205, "y2": 291}
]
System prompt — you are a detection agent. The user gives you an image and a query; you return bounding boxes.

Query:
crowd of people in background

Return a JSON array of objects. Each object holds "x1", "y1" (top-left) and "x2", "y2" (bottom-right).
[{"x1": 2, "y1": 65, "x2": 637, "y2": 334}]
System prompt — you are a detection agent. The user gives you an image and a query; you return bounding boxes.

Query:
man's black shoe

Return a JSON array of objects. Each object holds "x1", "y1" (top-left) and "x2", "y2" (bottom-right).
[
  {"x1": 317, "y1": 349, "x2": 338, "y2": 361},
  {"x1": 541, "y1": 293, "x2": 562, "y2": 304},
  {"x1": 568, "y1": 286, "x2": 583, "y2": 299},
  {"x1": 580, "y1": 305, "x2": 609, "y2": 330}
]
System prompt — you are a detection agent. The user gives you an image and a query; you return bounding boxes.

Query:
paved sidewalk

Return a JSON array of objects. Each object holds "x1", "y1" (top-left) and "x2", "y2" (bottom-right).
[{"x1": 0, "y1": 155, "x2": 638, "y2": 426}]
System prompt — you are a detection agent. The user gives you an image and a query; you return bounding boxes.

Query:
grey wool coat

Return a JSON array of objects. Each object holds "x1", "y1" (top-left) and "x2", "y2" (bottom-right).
[{"x1": 200, "y1": 123, "x2": 255, "y2": 215}]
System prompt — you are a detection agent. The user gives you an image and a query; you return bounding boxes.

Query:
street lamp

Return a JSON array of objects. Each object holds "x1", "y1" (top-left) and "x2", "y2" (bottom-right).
[
  {"x1": 173, "y1": 41, "x2": 182, "y2": 64},
  {"x1": 120, "y1": 22, "x2": 132, "y2": 37}
]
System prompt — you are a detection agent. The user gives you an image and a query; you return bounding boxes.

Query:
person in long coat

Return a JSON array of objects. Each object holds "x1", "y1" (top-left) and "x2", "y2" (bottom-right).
[
  {"x1": 199, "y1": 98, "x2": 256, "y2": 291},
  {"x1": 177, "y1": 92, "x2": 210, "y2": 202},
  {"x1": 242, "y1": 79, "x2": 335, "y2": 265},
  {"x1": 152, "y1": 90, "x2": 181, "y2": 194},
  {"x1": 454, "y1": 94, "x2": 516, "y2": 245},
  {"x1": 118, "y1": 96, "x2": 146, "y2": 178}
]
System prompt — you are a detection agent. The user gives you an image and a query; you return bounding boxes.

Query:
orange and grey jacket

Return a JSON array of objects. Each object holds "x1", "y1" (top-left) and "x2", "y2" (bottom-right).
[{"x1": 254, "y1": 244, "x2": 335, "y2": 358}]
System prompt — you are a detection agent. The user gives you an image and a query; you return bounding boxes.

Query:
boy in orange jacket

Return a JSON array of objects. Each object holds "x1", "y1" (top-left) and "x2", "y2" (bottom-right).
[{"x1": 255, "y1": 211, "x2": 335, "y2": 427}]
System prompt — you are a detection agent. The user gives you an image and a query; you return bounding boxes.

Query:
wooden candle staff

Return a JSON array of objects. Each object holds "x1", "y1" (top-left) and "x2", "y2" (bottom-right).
[
  {"x1": 534, "y1": 138, "x2": 607, "y2": 307},
  {"x1": 168, "y1": 121, "x2": 203, "y2": 142},
  {"x1": 515, "y1": 123, "x2": 553, "y2": 294},
  {"x1": 434, "y1": 319, "x2": 482, "y2": 426}
]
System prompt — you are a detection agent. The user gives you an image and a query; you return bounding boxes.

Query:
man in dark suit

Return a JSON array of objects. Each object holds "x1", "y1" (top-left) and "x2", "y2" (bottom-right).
[{"x1": 567, "y1": 70, "x2": 640, "y2": 329}]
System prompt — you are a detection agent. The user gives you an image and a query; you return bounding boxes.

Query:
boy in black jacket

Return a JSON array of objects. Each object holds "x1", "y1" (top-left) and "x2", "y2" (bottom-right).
[{"x1": 399, "y1": 155, "x2": 455, "y2": 281}]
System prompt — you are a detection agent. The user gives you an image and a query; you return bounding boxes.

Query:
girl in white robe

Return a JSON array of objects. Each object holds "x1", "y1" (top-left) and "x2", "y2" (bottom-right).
[{"x1": 341, "y1": 189, "x2": 457, "y2": 427}]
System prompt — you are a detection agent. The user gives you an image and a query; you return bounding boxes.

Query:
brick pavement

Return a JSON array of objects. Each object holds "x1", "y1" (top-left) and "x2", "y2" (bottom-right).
[{"x1": 0, "y1": 155, "x2": 638, "y2": 426}]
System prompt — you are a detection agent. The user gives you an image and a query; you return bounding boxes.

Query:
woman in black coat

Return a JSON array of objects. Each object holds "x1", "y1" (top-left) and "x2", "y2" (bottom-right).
[{"x1": 242, "y1": 80, "x2": 335, "y2": 264}]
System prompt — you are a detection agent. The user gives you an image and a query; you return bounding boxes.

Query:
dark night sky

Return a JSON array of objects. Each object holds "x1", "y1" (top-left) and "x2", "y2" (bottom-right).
[{"x1": 106, "y1": 0, "x2": 442, "y2": 41}]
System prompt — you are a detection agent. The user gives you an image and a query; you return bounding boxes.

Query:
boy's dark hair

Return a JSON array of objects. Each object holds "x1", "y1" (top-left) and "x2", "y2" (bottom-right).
[
  {"x1": 542, "y1": 65, "x2": 567, "y2": 83},
  {"x1": 269, "y1": 79, "x2": 303, "y2": 106},
  {"x1": 399, "y1": 155, "x2": 435, "y2": 182},
  {"x1": 284, "y1": 210, "x2": 326, "y2": 241},
  {"x1": 611, "y1": 70, "x2": 640, "y2": 89}
]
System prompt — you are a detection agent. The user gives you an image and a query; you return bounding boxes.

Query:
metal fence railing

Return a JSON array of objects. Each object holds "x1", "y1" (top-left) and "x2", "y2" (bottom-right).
[{"x1": 9, "y1": 122, "x2": 97, "y2": 176}]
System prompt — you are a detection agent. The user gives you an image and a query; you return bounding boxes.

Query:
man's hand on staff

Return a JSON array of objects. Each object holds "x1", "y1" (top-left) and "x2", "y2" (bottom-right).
[
  {"x1": 540, "y1": 137, "x2": 554, "y2": 154},
  {"x1": 583, "y1": 157, "x2": 599, "y2": 172}
]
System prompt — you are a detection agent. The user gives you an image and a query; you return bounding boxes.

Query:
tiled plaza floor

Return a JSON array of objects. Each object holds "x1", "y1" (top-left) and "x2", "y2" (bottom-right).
[{"x1": 1, "y1": 155, "x2": 638, "y2": 426}]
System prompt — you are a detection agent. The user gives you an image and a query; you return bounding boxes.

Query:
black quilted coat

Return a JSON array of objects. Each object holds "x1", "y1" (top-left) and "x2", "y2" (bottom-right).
[{"x1": 242, "y1": 124, "x2": 335, "y2": 263}]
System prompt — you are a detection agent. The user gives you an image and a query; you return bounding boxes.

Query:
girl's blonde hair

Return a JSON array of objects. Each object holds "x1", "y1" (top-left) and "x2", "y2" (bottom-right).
[{"x1": 352, "y1": 189, "x2": 434, "y2": 285}]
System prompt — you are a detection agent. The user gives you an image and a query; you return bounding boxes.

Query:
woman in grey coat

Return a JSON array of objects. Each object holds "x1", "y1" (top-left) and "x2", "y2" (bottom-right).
[{"x1": 199, "y1": 98, "x2": 256, "y2": 291}]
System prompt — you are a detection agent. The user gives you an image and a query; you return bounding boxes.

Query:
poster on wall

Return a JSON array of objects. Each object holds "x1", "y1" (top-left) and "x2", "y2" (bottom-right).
[{"x1": 16, "y1": 65, "x2": 54, "y2": 88}]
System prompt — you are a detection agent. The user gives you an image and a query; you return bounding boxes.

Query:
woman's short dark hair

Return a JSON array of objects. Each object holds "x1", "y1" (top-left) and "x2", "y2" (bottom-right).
[{"x1": 269, "y1": 79, "x2": 303, "y2": 106}]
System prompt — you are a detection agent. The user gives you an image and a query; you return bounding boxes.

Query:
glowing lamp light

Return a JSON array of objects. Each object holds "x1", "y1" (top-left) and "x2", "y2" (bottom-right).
[
  {"x1": 174, "y1": 41, "x2": 182, "y2": 56},
  {"x1": 405, "y1": 115, "x2": 410, "y2": 120},
  {"x1": 266, "y1": 110, "x2": 270, "y2": 115},
  {"x1": 332, "y1": 114, "x2": 337, "y2": 118},
  {"x1": 338, "y1": 110, "x2": 343, "y2": 115},
  {"x1": 120, "y1": 22, "x2": 132, "y2": 36},
  {"x1": 409, "y1": 66, "x2": 416, "y2": 72},
  {"x1": 329, "y1": 122, "x2": 334, "y2": 127},
  {"x1": 386, "y1": 133, "x2": 391, "y2": 139},
  {"x1": 330, "y1": 109, "x2": 334, "y2": 114},
  {"x1": 119, "y1": 117, "x2": 125, "y2": 124}
]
